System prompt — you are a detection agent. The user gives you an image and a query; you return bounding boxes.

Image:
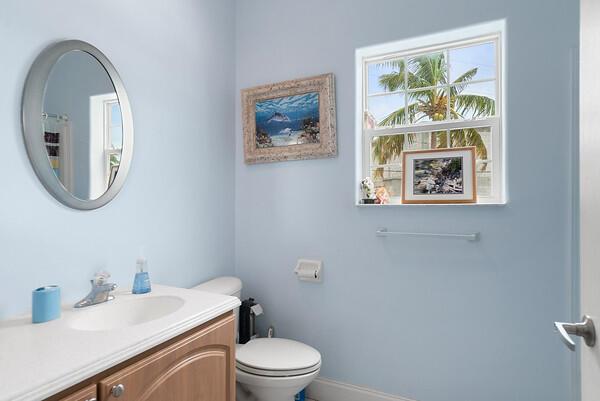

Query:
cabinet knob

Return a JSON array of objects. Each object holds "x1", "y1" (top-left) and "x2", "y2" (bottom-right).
[
  {"x1": 111, "y1": 384, "x2": 125, "y2": 397},
  {"x1": 86, "y1": 398, "x2": 97, "y2": 401}
]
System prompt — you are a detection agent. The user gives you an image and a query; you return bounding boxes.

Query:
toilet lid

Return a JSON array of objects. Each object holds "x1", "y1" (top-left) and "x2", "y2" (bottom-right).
[{"x1": 236, "y1": 338, "x2": 321, "y2": 374}]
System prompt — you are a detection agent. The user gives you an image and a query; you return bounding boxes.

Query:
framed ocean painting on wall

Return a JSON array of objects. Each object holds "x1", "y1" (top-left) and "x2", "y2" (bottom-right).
[
  {"x1": 402, "y1": 147, "x2": 477, "y2": 204},
  {"x1": 241, "y1": 73, "x2": 337, "y2": 164}
]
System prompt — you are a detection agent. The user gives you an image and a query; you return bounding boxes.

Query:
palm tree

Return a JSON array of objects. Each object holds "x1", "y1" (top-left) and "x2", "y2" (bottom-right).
[{"x1": 371, "y1": 54, "x2": 494, "y2": 174}]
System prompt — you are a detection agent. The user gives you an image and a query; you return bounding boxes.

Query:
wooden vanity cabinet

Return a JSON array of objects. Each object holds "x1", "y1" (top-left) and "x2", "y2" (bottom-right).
[
  {"x1": 99, "y1": 313, "x2": 234, "y2": 401},
  {"x1": 58, "y1": 384, "x2": 97, "y2": 401},
  {"x1": 52, "y1": 313, "x2": 235, "y2": 401}
]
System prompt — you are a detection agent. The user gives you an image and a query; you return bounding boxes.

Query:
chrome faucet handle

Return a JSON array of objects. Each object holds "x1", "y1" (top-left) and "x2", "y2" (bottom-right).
[{"x1": 93, "y1": 271, "x2": 111, "y2": 285}]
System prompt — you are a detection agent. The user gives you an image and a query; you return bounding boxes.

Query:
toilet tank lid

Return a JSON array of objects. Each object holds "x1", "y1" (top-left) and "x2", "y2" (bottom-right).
[{"x1": 193, "y1": 276, "x2": 242, "y2": 296}]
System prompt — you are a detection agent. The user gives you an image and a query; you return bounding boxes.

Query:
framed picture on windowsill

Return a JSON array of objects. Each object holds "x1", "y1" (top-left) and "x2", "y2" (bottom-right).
[{"x1": 402, "y1": 147, "x2": 477, "y2": 204}]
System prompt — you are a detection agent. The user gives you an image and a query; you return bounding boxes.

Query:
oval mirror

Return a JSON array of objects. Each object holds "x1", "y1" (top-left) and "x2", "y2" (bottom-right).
[{"x1": 22, "y1": 40, "x2": 133, "y2": 210}]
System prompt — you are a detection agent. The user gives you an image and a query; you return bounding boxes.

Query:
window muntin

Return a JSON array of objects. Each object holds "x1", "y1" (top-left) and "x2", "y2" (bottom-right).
[{"x1": 360, "y1": 34, "x2": 502, "y2": 204}]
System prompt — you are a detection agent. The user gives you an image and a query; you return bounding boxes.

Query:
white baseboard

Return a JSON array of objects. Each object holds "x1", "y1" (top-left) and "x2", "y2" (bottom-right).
[{"x1": 306, "y1": 377, "x2": 417, "y2": 401}]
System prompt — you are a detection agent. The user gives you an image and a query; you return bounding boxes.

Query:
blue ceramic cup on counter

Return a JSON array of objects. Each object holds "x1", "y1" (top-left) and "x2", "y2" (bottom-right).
[{"x1": 32, "y1": 285, "x2": 61, "y2": 323}]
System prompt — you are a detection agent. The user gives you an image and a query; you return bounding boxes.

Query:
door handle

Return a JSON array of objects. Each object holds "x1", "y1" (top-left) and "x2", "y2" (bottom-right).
[{"x1": 554, "y1": 315, "x2": 596, "y2": 351}]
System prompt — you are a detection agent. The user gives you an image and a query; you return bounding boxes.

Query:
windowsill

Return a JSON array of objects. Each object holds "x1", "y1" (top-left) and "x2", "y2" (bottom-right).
[{"x1": 356, "y1": 201, "x2": 507, "y2": 207}]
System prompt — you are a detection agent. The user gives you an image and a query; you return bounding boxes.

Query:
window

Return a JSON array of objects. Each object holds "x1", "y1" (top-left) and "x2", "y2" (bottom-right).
[
  {"x1": 89, "y1": 93, "x2": 123, "y2": 198},
  {"x1": 356, "y1": 22, "x2": 505, "y2": 204},
  {"x1": 104, "y1": 100, "x2": 123, "y2": 185}
]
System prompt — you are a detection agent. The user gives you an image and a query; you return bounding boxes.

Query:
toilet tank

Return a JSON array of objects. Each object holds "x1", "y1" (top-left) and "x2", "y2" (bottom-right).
[
  {"x1": 192, "y1": 276, "x2": 242, "y2": 340},
  {"x1": 193, "y1": 276, "x2": 242, "y2": 299}
]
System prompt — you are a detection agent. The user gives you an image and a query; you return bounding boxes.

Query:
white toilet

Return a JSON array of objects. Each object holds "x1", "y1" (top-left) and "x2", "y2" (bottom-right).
[{"x1": 193, "y1": 277, "x2": 321, "y2": 401}]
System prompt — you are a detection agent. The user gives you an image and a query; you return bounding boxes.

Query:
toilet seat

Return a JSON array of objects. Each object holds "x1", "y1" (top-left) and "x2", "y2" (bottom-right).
[
  {"x1": 236, "y1": 338, "x2": 321, "y2": 378},
  {"x1": 236, "y1": 359, "x2": 321, "y2": 377}
]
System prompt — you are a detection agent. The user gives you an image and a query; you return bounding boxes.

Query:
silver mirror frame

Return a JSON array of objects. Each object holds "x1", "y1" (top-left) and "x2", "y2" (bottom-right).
[{"x1": 22, "y1": 40, "x2": 134, "y2": 210}]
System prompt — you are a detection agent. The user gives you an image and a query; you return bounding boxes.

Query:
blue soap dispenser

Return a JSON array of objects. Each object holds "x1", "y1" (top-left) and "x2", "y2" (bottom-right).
[{"x1": 132, "y1": 256, "x2": 151, "y2": 294}]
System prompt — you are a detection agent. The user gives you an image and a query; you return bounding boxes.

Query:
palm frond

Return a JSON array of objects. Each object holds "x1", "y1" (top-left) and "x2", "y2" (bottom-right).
[
  {"x1": 454, "y1": 94, "x2": 495, "y2": 118},
  {"x1": 377, "y1": 59, "x2": 407, "y2": 92},
  {"x1": 452, "y1": 67, "x2": 478, "y2": 84},
  {"x1": 431, "y1": 131, "x2": 448, "y2": 148},
  {"x1": 379, "y1": 72, "x2": 405, "y2": 92},
  {"x1": 450, "y1": 67, "x2": 477, "y2": 95},
  {"x1": 379, "y1": 103, "x2": 418, "y2": 126},
  {"x1": 450, "y1": 128, "x2": 488, "y2": 160},
  {"x1": 372, "y1": 133, "x2": 416, "y2": 165},
  {"x1": 450, "y1": 67, "x2": 478, "y2": 96},
  {"x1": 408, "y1": 53, "x2": 447, "y2": 88}
]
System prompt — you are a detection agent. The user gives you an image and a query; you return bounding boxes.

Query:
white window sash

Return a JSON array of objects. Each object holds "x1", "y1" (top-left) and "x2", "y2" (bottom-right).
[
  {"x1": 366, "y1": 77, "x2": 497, "y2": 99},
  {"x1": 364, "y1": 117, "x2": 500, "y2": 138},
  {"x1": 364, "y1": 118, "x2": 501, "y2": 201}
]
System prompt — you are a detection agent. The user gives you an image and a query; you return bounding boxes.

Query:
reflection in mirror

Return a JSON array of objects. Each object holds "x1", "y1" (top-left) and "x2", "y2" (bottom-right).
[{"x1": 42, "y1": 50, "x2": 123, "y2": 201}]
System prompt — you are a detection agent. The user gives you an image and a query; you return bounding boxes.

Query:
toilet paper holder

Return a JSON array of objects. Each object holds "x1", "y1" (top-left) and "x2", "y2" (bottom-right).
[{"x1": 294, "y1": 259, "x2": 322, "y2": 282}]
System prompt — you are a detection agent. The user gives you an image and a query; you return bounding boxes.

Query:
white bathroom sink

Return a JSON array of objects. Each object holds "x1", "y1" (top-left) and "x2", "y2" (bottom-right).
[{"x1": 67, "y1": 295, "x2": 185, "y2": 331}]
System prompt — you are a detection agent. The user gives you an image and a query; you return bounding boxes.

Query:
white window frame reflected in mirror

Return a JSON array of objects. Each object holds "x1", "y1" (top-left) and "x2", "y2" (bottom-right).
[{"x1": 89, "y1": 93, "x2": 122, "y2": 199}]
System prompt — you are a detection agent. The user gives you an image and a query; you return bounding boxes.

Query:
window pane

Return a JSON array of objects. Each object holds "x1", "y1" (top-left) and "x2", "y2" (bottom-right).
[
  {"x1": 371, "y1": 131, "x2": 451, "y2": 166},
  {"x1": 451, "y1": 81, "x2": 495, "y2": 119},
  {"x1": 449, "y1": 126, "x2": 492, "y2": 198},
  {"x1": 449, "y1": 126, "x2": 491, "y2": 160},
  {"x1": 366, "y1": 93, "x2": 406, "y2": 128},
  {"x1": 370, "y1": 135, "x2": 405, "y2": 165},
  {"x1": 407, "y1": 51, "x2": 447, "y2": 89},
  {"x1": 371, "y1": 166, "x2": 402, "y2": 199},
  {"x1": 110, "y1": 103, "x2": 123, "y2": 150},
  {"x1": 111, "y1": 103, "x2": 121, "y2": 125},
  {"x1": 428, "y1": 130, "x2": 449, "y2": 149},
  {"x1": 403, "y1": 132, "x2": 433, "y2": 151},
  {"x1": 476, "y1": 161, "x2": 492, "y2": 198},
  {"x1": 449, "y1": 42, "x2": 496, "y2": 82},
  {"x1": 367, "y1": 59, "x2": 404, "y2": 95},
  {"x1": 408, "y1": 87, "x2": 448, "y2": 123}
]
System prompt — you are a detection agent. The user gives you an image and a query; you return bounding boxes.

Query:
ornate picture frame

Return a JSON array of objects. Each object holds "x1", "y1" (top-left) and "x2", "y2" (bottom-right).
[{"x1": 241, "y1": 73, "x2": 337, "y2": 164}]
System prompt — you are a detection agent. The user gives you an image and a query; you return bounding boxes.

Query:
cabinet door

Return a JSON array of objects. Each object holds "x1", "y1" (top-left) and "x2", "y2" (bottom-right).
[
  {"x1": 58, "y1": 384, "x2": 97, "y2": 401},
  {"x1": 99, "y1": 314, "x2": 235, "y2": 401}
]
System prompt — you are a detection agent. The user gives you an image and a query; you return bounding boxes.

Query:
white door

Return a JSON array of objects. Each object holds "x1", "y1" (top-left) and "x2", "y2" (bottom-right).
[{"x1": 573, "y1": 0, "x2": 600, "y2": 399}]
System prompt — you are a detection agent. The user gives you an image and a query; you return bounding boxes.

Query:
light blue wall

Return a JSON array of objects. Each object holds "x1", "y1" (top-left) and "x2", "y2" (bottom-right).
[
  {"x1": 0, "y1": 0, "x2": 236, "y2": 319},
  {"x1": 234, "y1": 1, "x2": 579, "y2": 401}
]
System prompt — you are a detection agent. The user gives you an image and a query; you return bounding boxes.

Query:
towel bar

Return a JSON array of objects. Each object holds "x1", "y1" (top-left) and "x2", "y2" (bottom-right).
[{"x1": 375, "y1": 228, "x2": 479, "y2": 241}]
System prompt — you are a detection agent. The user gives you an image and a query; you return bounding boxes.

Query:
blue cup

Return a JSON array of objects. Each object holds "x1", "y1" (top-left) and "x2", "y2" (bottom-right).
[{"x1": 32, "y1": 285, "x2": 61, "y2": 324}]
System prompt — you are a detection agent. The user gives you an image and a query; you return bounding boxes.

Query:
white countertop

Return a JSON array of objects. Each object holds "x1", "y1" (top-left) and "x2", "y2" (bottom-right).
[{"x1": 0, "y1": 284, "x2": 240, "y2": 401}]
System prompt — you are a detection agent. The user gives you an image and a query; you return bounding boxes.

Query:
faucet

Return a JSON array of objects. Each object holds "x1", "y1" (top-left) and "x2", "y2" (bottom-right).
[{"x1": 74, "y1": 271, "x2": 118, "y2": 308}]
